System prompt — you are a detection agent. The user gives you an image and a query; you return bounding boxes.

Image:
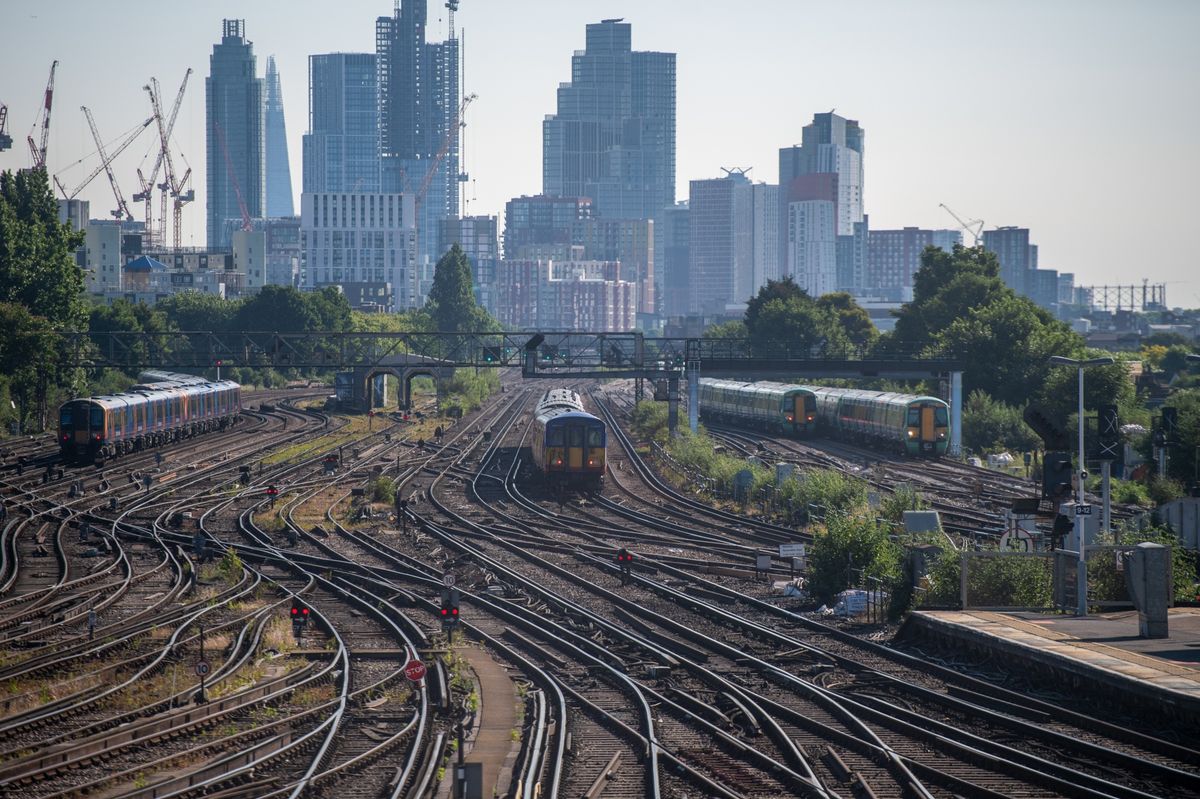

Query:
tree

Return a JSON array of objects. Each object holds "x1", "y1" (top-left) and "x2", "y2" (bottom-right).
[
  {"x1": 886, "y1": 245, "x2": 1008, "y2": 354},
  {"x1": 158, "y1": 291, "x2": 238, "y2": 332},
  {"x1": 816, "y1": 292, "x2": 878, "y2": 349},
  {"x1": 749, "y1": 296, "x2": 850, "y2": 355},
  {"x1": 0, "y1": 168, "x2": 87, "y2": 332},
  {"x1": 1161, "y1": 388, "x2": 1200, "y2": 488},
  {"x1": 233, "y1": 285, "x2": 317, "y2": 332},
  {"x1": 426, "y1": 244, "x2": 479, "y2": 333},
  {"x1": 0, "y1": 301, "x2": 61, "y2": 432},
  {"x1": 807, "y1": 512, "x2": 902, "y2": 603},
  {"x1": 961, "y1": 390, "x2": 1040, "y2": 453},
  {"x1": 745, "y1": 277, "x2": 808, "y2": 335},
  {"x1": 928, "y1": 293, "x2": 1082, "y2": 407},
  {"x1": 305, "y1": 286, "x2": 352, "y2": 332},
  {"x1": 703, "y1": 319, "x2": 747, "y2": 339}
]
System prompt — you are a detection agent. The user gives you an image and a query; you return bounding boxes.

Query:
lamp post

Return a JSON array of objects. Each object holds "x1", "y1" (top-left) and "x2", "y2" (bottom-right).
[{"x1": 1048, "y1": 355, "x2": 1114, "y2": 616}]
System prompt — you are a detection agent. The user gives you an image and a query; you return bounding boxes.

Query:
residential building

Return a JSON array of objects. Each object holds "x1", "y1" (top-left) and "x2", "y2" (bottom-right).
[
  {"x1": 57, "y1": 199, "x2": 89, "y2": 231},
  {"x1": 300, "y1": 191, "x2": 418, "y2": 311},
  {"x1": 303, "y1": 53, "x2": 380, "y2": 194},
  {"x1": 439, "y1": 215, "x2": 499, "y2": 314},
  {"x1": 688, "y1": 171, "x2": 752, "y2": 316},
  {"x1": 542, "y1": 19, "x2": 675, "y2": 221},
  {"x1": 779, "y1": 112, "x2": 865, "y2": 291},
  {"x1": 1029, "y1": 267, "x2": 1060, "y2": 315},
  {"x1": 222, "y1": 216, "x2": 302, "y2": 288},
  {"x1": 497, "y1": 258, "x2": 635, "y2": 331},
  {"x1": 784, "y1": 173, "x2": 838, "y2": 297},
  {"x1": 377, "y1": 0, "x2": 459, "y2": 267},
  {"x1": 658, "y1": 201, "x2": 689, "y2": 318},
  {"x1": 232, "y1": 229, "x2": 267, "y2": 290},
  {"x1": 503, "y1": 195, "x2": 592, "y2": 259},
  {"x1": 206, "y1": 19, "x2": 264, "y2": 249},
  {"x1": 569, "y1": 218, "x2": 654, "y2": 317},
  {"x1": 982, "y1": 226, "x2": 1037, "y2": 294},
  {"x1": 83, "y1": 221, "x2": 123, "y2": 294},
  {"x1": 264, "y1": 56, "x2": 294, "y2": 217},
  {"x1": 867, "y1": 227, "x2": 961, "y2": 296}
]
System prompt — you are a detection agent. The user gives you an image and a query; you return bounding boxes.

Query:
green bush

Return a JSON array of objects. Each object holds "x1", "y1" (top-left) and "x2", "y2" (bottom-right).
[
  {"x1": 920, "y1": 549, "x2": 1052, "y2": 609},
  {"x1": 783, "y1": 468, "x2": 867, "y2": 521},
  {"x1": 630, "y1": 400, "x2": 669, "y2": 442},
  {"x1": 806, "y1": 512, "x2": 902, "y2": 603},
  {"x1": 1091, "y1": 524, "x2": 1198, "y2": 603},
  {"x1": 368, "y1": 476, "x2": 396, "y2": 505},
  {"x1": 878, "y1": 483, "x2": 928, "y2": 525}
]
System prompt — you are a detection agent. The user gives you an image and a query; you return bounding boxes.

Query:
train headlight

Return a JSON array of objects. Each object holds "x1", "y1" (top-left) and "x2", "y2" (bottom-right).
[
  {"x1": 907, "y1": 429, "x2": 916, "y2": 438},
  {"x1": 588, "y1": 459, "x2": 594, "y2": 465},
  {"x1": 806, "y1": 415, "x2": 814, "y2": 422},
  {"x1": 786, "y1": 415, "x2": 794, "y2": 422},
  {"x1": 555, "y1": 459, "x2": 562, "y2": 465},
  {"x1": 937, "y1": 432, "x2": 946, "y2": 439}
]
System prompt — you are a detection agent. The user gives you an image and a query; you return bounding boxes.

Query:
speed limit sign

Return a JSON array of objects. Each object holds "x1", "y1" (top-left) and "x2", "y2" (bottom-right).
[
  {"x1": 442, "y1": 573, "x2": 456, "y2": 588},
  {"x1": 195, "y1": 661, "x2": 210, "y2": 677}
]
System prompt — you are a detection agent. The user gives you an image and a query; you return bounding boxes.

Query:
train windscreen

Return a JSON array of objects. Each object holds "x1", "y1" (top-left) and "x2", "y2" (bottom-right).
[{"x1": 60, "y1": 408, "x2": 72, "y2": 427}]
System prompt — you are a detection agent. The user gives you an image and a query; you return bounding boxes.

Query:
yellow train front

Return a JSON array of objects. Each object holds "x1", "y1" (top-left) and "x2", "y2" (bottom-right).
[{"x1": 529, "y1": 389, "x2": 606, "y2": 490}]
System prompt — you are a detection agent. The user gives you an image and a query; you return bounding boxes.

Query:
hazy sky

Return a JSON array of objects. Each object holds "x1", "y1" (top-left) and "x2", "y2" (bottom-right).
[{"x1": 2, "y1": 1, "x2": 1197, "y2": 306}]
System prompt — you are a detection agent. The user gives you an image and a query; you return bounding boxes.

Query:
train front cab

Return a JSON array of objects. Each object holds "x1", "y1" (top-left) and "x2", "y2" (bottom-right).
[
  {"x1": 906, "y1": 400, "x2": 950, "y2": 456},
  {"x1": 785, "y1": 389, "x2": 817, "y2": 437},
  {"x1": 545, "y1": 414, "x2": 605, "y2": 486}
]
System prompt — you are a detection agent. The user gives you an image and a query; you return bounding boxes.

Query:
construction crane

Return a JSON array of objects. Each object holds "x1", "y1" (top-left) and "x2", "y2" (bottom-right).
[
  {"x1": 144, "y1": 74, "x2": 194, "y2": 248},
  {"x1": 0, "y1": 103, "x2": 12, "y2": 152},
  {"x1": 81, "y1": 106, "x2": 139, "y2": 221},
  {"x1": 26, "y1": 61, "x2": 58, "y2": 170},
  {"x1": 135, "y1": 69, "x2": 191, "y2": 247},
  {"x1": 938, "y1": 203, "x2": 985, "y2": 246},
  {"x1": 415, "y1": 92, "x2": 476, "y2": 213},
  {"x1": 214, "y1": 121, "x2": 252, "y2": 232},
  {"x1": 52, "y1": 113, "x2": 153, "y2": 206}
]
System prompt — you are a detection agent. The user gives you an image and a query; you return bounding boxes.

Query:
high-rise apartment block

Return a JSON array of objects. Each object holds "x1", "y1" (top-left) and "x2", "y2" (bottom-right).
[
  {"x1": 206, "y1": 20, "x2": 264, "y2": 249},
  {"x1": 497, "y1": 259, "x2": 636, "y2": 331},
  {"x1": 377, "y1": 0, "x2": 459, "y2": 266},
  {"x1": 867, "y1": 227, "x2": 961, "y2": 297},
  {"x1": 569, "y1": 218, "x2": 655, "y2": 316},
  {"x1": 982, "y1": 226, "x2": 1037, "y2": 293},
  {"x1": 658, "y1": 202, "x2": 690, "y2": 317},
  {"x1": 439, "y1": 216, "x2": 500, "y2": 314},
  {"x1": 264, "y1": 56, "x2": 294, "y2": 217},
  {"x1": 686, "y1": 170, "x2": 779, "y2": 315},
  {"x1": 779, "y1": 112, "x2": 866, "y2": 294},
  {"x1": 303, "y1": 53, "x2": 381, "y2": 194},
  {"x1": 503, "y1": 195, "x2": 592, "y2": 259},
  {"x1": 542, "y1": 19, "x2": 675, "y2": 221},
  {"x1": 300, "y1": 191, "x2": 418, "y2": 311}
]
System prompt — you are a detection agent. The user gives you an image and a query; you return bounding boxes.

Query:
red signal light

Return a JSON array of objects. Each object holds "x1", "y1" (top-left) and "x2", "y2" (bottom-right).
[
  {"x1": 302, "y1": 607, "x2": 309, "y2": 615},
  {"x1": 291, "y1": 607, "x2": 298, "y2": 616}
]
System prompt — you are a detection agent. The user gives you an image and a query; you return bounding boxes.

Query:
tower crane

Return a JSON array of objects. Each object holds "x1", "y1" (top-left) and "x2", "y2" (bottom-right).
[
  {"x1": 144, "y1": 74, "x2": 195, "y2": 248},
  {"x1": 0, "y1": 103, "x2": 12, "y2": 152},
  {"x1": 135, "y1": 69, "x2": 191, "y2": 247},
  {"x1": 26, "y1": 61, "x2": 58, "y2": 170},
  {"x1": 81, "y1": 106, "x2": 138, "y2": 220},
  {"x1": 415, "y1": 92, "x2": 476, "y2": 213},
  {"x1": 214, "y1": 121, "x2": 252, "y2": 233},
  {"x1": 52, "y1": 113, "x2": 153, "y2": 204},
  {"x1": 938, "y1": 203, "x2": 985, "y2": 246}
]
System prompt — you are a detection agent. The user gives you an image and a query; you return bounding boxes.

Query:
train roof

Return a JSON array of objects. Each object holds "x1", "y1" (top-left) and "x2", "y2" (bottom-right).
[
  {"x1": 537, "y1": 408, "x2": 603, "y2": 425},
  {"x1": 536, "y1": 388, "x2": 583, "y2": 414}
]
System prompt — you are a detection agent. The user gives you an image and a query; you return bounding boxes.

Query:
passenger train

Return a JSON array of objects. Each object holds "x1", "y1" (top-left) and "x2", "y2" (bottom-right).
[
  {"x1": 59, "y1": 371, "x2": 242, "y2": 464},
  {"x1": 697, "y1": 378, "x2": 950, "y2": 457},
  {"x1": 528, "y1": 389, "x2": 606, "y2": 488}
]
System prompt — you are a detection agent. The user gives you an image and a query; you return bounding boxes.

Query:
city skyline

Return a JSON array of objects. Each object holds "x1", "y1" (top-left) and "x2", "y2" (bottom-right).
[{"x1": 1, "y1": 1, "x2": 1197, "y2": 304}]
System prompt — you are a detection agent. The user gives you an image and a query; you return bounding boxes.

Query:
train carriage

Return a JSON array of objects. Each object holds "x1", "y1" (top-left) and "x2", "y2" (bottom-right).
[
  {"x1": 59, "y1": 377, "x2": 242, "y2": 464},
  {"x1": 814, "y1": 388, "x2": 949, "y2": 456},
  {"x1": 697, "y1": 378, "x2": 817, "y2": 436},
  {"x1": 529, "y1": 389, "x2": 606, "y2": 489}
]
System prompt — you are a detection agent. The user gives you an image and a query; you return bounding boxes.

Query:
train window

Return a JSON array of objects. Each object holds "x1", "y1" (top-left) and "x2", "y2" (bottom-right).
[
  {"x1": 935, "y1": 407, "x2": 949, "y2": 426},
  {"x1": 587, "y1": 428, "x2": 603, "y2": 447},
  {"x1": 60, "y1": 408, "x2": 73, "y2": 427},
  {"x1": 907, "y1": 408, "x2": 919, "y2": 425},
  {"x1": 569, "y1": 427, "x2": 584, "y2": 447},
  {"x1": 547, "y1": 427, "x2": 564, "y2": 446}
]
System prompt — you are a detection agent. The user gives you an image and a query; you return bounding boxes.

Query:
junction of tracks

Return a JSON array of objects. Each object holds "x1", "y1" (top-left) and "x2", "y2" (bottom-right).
[{"x1": 1, "y1": 378, "x2": 1198, "y2": 799}]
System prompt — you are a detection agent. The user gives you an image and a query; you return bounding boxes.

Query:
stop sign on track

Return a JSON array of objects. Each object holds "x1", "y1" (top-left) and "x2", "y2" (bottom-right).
[{"x1": 404, "y1": 659, "x2": 427, "y2": 682}]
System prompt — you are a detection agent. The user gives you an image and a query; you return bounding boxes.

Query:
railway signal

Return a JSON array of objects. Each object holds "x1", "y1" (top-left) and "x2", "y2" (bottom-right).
[
  {"x1": 291, "y1": 598, "x2": 310, "y2": 639},
  {"x1": 265, "y1": 484, "x2": 279, "y2": 507},
  {"x1": 616, "y1": 547, "x2": 634, "y2": 585},
  {"x1": 1051, "y1": 513, "x2": 1074, "y2": 549},
  {"x1": 439, "y1": 587, "x2": 460, "y2": 641},
  {"x1": 1042, "y1": 452, "x2": 1073, "y2": 501}
]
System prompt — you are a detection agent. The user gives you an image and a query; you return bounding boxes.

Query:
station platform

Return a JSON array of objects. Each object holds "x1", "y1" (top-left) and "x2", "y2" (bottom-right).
[{"x1": 903, "y1": 608, "x2": 1200, "y2": 719}]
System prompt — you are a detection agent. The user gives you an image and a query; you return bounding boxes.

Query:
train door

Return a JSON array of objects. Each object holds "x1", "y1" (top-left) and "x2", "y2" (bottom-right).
[
  {"x1": 568, "y1": 426, "x2": 584, "y2": 468},
  {"x1": 918, "y1": 404, "x2": 937, "y2": 453}
]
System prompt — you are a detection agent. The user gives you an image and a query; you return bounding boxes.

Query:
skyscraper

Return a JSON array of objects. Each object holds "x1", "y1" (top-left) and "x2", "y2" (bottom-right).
[
  {"x1": 982, "y1": 226, "x2": 1037, "y2": 294},
  {"x1": 779, "y1": 112, "x2": 866, "y2": 293},
  {"x1": 543, "y1": 19, "x2": 676, "y2": 221},
  {"x1": 688, "y1": 171, "x2": 753, "y2": 316},
  {"x1": 264, "y1": 56, "x2": 294, "y2": 217},
  {"x1": 377, "y1": 0, "x2": 459, "y2": 267},
  {"x1": 303, "y1": 53, "x2": 380, "y2": 194},
  {"x1": 206, "y1": 19, "x2": 264, "y2": 249}
]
